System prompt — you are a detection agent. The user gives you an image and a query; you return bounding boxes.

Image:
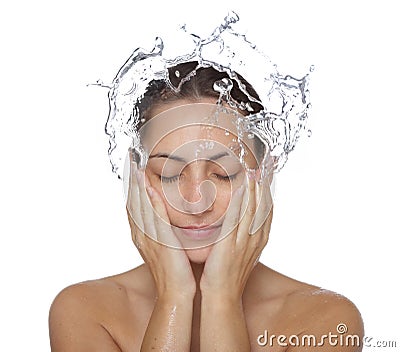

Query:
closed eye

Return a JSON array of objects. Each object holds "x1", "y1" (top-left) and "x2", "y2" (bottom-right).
[
  {"x1": 212, "y1": 173, "x2": 238, "y2": 182},
  {"x1": 159, "y1": 174, "x2": 180, "y2": 183},
  {"x1": 159, "y1": 173, "x2": 238, "y2": 184}
]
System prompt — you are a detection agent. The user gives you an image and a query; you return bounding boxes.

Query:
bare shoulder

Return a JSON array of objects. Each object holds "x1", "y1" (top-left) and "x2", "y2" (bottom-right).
[
  {"x1": 287, "y1": 286, "x2": 364, "y2": 332},
  {"x1": 50, "y1": 275, "x2": 129, "y2": 319},
  {"x1": 285, "y1": 286, "x2": 364, "y2": 351},
  {"x1": 249, "y1": 265, "x2": 364, "y2": 351},
  {"x1": 49, "y1": 266, "x2": 151, "y2": 351}
]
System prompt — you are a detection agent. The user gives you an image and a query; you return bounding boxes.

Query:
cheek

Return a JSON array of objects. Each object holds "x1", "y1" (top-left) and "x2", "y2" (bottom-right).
[{"x1": 214, "y1": 186, "x2": 232, "y2": 212}]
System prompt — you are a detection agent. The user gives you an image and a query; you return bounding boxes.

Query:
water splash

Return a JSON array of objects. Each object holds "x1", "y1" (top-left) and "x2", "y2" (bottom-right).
[{"x1": 100, "y1": 11, "x2": 311, "y2": 179}]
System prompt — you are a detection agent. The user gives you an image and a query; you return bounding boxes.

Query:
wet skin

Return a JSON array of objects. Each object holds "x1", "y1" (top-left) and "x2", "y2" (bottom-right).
[{"x1": 49, "y1": 100, "x2": 363, "y2": 352}]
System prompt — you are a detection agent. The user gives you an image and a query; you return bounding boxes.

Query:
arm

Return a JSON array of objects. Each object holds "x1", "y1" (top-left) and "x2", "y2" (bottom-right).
[
  {"x1": 200, "y1": 294, "x2": 250, "y2": 352},
  {"x1": 141, "y1": 292, "x2": 194, "y2": 351},
  {"x1": 128, "y1": 164, "x2": 196, "y2": 351},
  {"x1": 200, "y1": 176, "x2": 272, "y2": 352}
]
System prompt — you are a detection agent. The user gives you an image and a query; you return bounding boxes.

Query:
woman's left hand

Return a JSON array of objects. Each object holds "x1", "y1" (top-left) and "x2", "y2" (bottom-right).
[{"x1": 200, "y1": 174, "x2": 273, "y2": 301}]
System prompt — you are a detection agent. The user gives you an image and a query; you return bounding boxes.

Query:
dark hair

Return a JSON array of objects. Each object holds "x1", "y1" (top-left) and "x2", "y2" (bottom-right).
[
  {"x1": 138, "y1": 61, "x2": 263, "y2": 120},
  {"x1": 136, "y1": 61, "x2": 265, "y2": 158}
]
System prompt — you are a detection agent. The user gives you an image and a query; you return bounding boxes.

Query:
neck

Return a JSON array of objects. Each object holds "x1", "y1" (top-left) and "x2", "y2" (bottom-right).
[{"x1": 190, "y1": 261, "x2": 205, "y2": 293}]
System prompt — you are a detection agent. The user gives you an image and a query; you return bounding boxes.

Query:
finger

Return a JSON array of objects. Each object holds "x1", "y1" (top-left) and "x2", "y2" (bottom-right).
[
  {"x1": 128, "y1": 214, "x2": 146, "y2": 250},
  {"x1": 127, "y1": 151, "x2": 145, "y2": 244},
  {"x1": 249, "y1": 179, "x2": 273, "y2": 235},
  {"x1": 136, "y1": 169, "x2": 158, "y2": 241},
  {"x1": 261, "y1": 205, "x2": 273, "y2": 246},
  {"x1": 126, "y1": 149, "x2": 135, "y2": 208},
  {"x1": 146, "y1": 185, "x2": 184, "y2": 249},
  {"x1": 236, "y1": 174, "x2": 257, "y2": 244},
  {"x1": 219, "y1": 184, "x2": 245, "y2": 243}
]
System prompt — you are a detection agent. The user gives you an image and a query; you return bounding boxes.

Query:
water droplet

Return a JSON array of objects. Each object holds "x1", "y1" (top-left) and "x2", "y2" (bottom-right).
[
  {"x1": 309, "y1": 65, "x2": 315, "y2": 72},
  {"x1": 245, "y1": 102, "x2": 254, "y2": 112},
  {"x1": 213, "y1": 78, "x2": 233, "y2": 94},
  {"x1": 104, "y1": 12, "x2": 312, "y2": 181},
  {"x1": 140, "y1": 118, "x2": 146, "y2": 123},
  {"x1": 307, "y1": 129, "x2": 312, "y2": 137}
]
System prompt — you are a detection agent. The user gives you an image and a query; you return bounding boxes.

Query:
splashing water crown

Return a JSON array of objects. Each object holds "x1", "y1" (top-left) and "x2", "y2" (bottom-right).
[{"x1": 97, "y1": 11, "x2": 311, "y2": 179}]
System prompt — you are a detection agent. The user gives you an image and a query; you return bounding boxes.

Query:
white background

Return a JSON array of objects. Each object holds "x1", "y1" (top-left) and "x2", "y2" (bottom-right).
[{"x1": 1, "y1": 1, "x2": 399, "y2": 350}]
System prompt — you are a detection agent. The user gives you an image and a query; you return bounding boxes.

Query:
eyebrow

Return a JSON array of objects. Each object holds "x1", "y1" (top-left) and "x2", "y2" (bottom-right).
[{"x1": 148, "y1": 151, "x2": 230, "y2": 162}]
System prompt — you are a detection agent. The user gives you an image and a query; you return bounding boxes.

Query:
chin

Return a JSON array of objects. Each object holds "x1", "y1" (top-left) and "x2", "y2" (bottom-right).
[{"x1": 185, "y1": 246, "x2": 212, "y2": 264}]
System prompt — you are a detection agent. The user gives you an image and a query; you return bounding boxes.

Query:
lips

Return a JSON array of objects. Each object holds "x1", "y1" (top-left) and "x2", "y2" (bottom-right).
[
  {"x1": 179, "y1": 224, "x2": 215, "y2": 229},
  {"x1": 175, "y1": 224, "x2": 222, "y2": 240}
]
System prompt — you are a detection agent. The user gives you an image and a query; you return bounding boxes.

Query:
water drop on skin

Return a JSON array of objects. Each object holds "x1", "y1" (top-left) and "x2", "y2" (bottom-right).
[
  {"x1": 247, "y1": 133, "x2": 254, "y2": 139},
  {"x1": 140, "y1": 118, "x2": 146, "y2": 123},
  {"x1": 224, "y1": 130, "x2": 230, "y2": 136},
  {"x1": 175, "y1": 70, "x2": 180, "y2": 78}
]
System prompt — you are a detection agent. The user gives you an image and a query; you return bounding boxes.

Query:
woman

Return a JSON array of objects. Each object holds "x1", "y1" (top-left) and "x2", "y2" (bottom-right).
[{"x1": 49, "y1": 62, "x2": 364, "y2": 351}]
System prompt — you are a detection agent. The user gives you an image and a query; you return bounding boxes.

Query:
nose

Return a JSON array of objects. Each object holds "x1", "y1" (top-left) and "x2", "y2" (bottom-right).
[{"x1": 179, "y1": 173, "x2": 216, "y2": 214}]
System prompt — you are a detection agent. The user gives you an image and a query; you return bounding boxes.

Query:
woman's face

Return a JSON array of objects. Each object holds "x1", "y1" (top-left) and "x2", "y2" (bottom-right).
[{"x1": 140, "y1": 99, "x2": 258, "y2": 263}]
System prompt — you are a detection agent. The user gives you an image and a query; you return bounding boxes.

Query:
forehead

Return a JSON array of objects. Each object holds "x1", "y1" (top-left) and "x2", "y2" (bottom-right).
[
  {"x1": 150, "y1": 125, "x2": 234, "y2": 152},
  {"x1": 141, "y1": 102, "x2": 255, "y2": 155}
]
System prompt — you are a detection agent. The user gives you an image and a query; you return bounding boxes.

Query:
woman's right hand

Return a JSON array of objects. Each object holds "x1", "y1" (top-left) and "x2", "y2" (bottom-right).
[
  {"x1": 127, "y1": 156, "x2": 195, "y2": 351},
  {"x1": 126, "y1": 157, "x2": 196, "y2": 299}
]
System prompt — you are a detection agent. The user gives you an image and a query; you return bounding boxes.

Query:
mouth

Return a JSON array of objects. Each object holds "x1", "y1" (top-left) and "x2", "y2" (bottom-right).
[{"x1": 175, "y1": 224, "x2": 222, "y2": 240}]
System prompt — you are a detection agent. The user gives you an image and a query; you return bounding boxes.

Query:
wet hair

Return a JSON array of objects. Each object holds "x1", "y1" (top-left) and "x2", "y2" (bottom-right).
[
  {"x1": 136, "y1": 61, "x2": 265, "y2": 158},
  {"x1": 137, "y1": 61, "x2": 263, "y2": 121}
]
